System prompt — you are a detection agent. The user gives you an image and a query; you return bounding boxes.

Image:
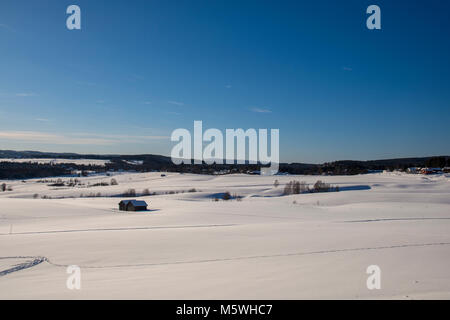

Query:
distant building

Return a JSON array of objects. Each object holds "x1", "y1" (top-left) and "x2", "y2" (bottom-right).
[
  {"x1": 407, "y1": 167, "x2": 419, "y2": 174},
  {"x1": 420, "y1": 168, "x2": 442, "y2": 175},
  {"x1": 118, "y1": 200, "x2": 148, "y2": 211}
]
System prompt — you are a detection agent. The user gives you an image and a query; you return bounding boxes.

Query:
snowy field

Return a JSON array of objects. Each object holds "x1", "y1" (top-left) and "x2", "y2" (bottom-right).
[{"x1": 0, "y1": 171, "x2": 449, "y2": 299}]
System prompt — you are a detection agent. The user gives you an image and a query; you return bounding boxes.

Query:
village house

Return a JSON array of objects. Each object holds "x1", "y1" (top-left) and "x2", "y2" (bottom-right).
[
  {"x1": 420, "y1": 168, "x2": 443, "y2": 175},
  {"x1": 118, "y1": 200, "x2": 148, "y2": 211},
  {"x1": 407, "y1": 167, "x2": 419, "y2": 174}
]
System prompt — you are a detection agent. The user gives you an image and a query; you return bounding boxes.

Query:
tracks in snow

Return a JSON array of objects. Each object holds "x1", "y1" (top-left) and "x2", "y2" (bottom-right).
[
  {"x1": 3, "y1": 242, "x2": 450, "y2": 276},
  {"x1": 0, "y1": 223, "x2": 237, "y2": 236},
  {"x1": 342, "y1": 217, "x2": 450, "y2": 223},
  {"x1": 42, "y1": 241, "x2": 450, "y2": 269}
]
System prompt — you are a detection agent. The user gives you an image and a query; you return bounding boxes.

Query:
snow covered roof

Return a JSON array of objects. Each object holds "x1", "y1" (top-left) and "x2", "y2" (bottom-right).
[
  {"x1": 129, "y1": 200, "x2": 148, "y2": 207},
  {"x1": 119, "y1": 199, "x2": 148, "y2": 206}
]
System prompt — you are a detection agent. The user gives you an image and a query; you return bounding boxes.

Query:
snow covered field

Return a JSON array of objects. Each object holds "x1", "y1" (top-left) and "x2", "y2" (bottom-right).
[{"x1": 0, "y1": 172, "x2": 449, "y2": 299}]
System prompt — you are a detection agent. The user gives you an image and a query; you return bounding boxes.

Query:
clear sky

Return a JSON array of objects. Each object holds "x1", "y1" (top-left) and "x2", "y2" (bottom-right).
[{"x1": 0, "y1": 0, "x2": 449, "y2": 163}]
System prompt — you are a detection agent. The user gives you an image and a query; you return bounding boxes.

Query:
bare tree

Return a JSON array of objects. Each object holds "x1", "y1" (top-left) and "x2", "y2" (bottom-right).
[{"x1": 283, "y1": 181, "x2": 293, "y2": 195}]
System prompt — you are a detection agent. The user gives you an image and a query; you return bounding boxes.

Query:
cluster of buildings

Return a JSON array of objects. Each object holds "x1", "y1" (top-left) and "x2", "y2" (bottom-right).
[{"x1": 407, "y1": 167, "x2": 450, "y2": 175}]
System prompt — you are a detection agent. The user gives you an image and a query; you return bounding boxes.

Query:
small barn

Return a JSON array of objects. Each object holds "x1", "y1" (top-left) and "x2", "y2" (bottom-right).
[{"x1": 118, "y1": 200, "x2": 148, "y2": 212}]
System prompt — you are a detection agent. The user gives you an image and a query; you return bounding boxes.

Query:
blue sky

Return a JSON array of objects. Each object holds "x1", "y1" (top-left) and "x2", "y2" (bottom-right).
[{"x1": 0, "y1": 0, "x2": 449, "y2": 163}]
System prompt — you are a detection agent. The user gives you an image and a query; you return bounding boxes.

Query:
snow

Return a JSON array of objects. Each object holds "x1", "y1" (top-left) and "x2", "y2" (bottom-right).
[{"x1": 0, "y1": 172, "x2": 449, "y2": 299}]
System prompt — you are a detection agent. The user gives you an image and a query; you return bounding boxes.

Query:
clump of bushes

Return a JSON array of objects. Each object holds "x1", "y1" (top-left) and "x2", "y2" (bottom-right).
[
  {"x1": 48, "y1": 178, "x2": 65, "y2": 187},
  {"x1": 284, "y1": 181, "x2": 309, "y2": 195},
  {"x1": 90, "y1": 182, "x2": 109, "y2": 187},
  {"x1": 313, "y1": 180, "x2": 331, "y2": 192},
  {"x1": 46, "y1": 178, "x2": 83, "y2": 187},
  {"x1": 66, "y1": 178, "x2": 81, "y2": 187},
  {"x1": 222, "y1": 191, "x2": 231, "y2": 200},
  {"x1": 283, "y1": 180, "x2": 339, "y2": 195},
  {"x1": 161, "y1": 188, "x2": 200, "y2": 195},
  {"x1": 122, "y1": 189, "x2": 136, "y2": 197},
  {"x1": 1, "y1": 183, "x2": 12, "y2": 191},
  {"x1": 110, "y1": 178, "x2": 118, "y2": 185},
  {"x1": 80, "y1": 192, "x2": 102, "y2": 198},
  {"x1": 212, "y1": 191, "x2": 242, "y2": 201}
]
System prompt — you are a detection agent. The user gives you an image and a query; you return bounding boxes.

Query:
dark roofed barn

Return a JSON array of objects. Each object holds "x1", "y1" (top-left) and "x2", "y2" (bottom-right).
[{"x1": 118, "y1": 200, "x2": 148, "y2": 212}]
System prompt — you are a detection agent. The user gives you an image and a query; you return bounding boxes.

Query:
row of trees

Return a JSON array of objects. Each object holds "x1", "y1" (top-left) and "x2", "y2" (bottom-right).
[
  {"x1": 425, "y1": 156, "x2": 449, "y2": 168},
  {"x1": 0, "y1": 162, "x2": 70, "y2": 179}
]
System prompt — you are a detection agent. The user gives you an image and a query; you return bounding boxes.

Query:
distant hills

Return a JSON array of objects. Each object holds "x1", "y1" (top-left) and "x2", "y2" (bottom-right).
[
  {"x1": 0, "y1": 150, "x2": 170, "y2": 161},
  {"x1": 0, "y1": 150, "x2": 448, "y2": 179},
  {"x1": 0, "y1": 150, "x2": 448, "y2": 167},
  {"x1": 0, "y1": 150, "x2": 172, "y2": 165}
]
